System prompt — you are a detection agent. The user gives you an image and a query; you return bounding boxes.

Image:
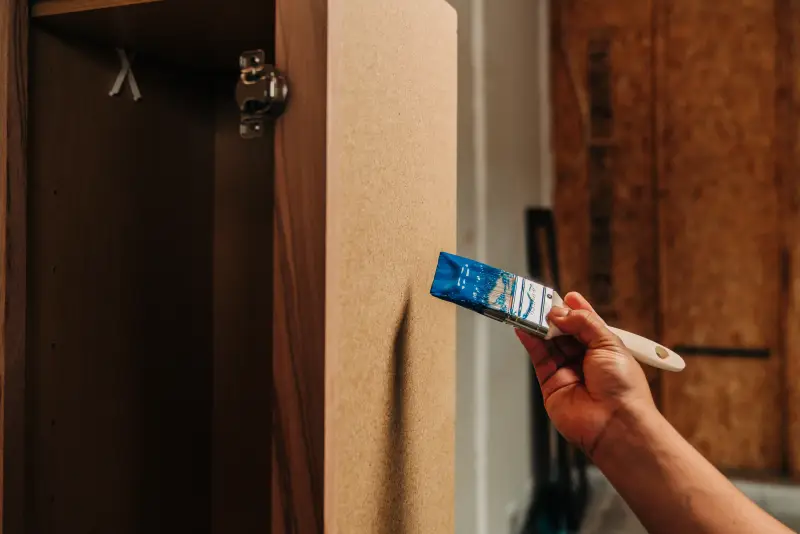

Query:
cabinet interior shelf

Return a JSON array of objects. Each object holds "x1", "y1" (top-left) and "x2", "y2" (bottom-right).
[
  {"x1": 30, "y1": 0, "x2": 274, "y2": 73},
  {"x1": 32, "y1": 0, "x2": 162, "y2": 17}
]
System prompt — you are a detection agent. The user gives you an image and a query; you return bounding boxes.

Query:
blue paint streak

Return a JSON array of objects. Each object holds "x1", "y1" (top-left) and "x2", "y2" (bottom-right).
[{"x1": 429, "y1": 252, "x2": 514, "y2": 314}]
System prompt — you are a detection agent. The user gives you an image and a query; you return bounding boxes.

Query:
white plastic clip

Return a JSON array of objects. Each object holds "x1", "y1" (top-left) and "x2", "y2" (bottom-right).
[{"x1": 109, "y1": 49, "x2": 142, "y2": 101}]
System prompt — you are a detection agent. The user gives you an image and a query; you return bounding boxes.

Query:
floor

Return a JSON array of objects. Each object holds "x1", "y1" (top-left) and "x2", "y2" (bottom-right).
[{"x1": 579, "y1": 467, "x2": 800, "y2": 533}]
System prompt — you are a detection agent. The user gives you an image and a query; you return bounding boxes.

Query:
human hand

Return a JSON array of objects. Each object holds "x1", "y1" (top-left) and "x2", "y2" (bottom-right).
[{"x1": 515, "y1": 292, "x2": 656, "y2": 457}]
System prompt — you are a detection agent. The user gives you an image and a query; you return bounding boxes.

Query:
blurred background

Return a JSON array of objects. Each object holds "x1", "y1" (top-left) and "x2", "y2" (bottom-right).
[{"x1": 446, "y1": 0, "x2": 800, "y2": 532}]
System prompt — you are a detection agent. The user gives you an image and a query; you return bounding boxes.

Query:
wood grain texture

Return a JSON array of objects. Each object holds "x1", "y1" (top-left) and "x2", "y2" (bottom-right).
[
  {"x1": 212, "y1": 92, "x2": 273, "y2": 533},
  {"x1": 31, "y1": 0, "x2": 274, "y2": 72},
  {"x1": 272, "y1": 0, "x2": 326, "y2": 531},
  {"x1": 0, "y1": 0, "x2": 27, "y2": 532},
  {"x1": 776, "y1": 0, "x2": 800, "y2": 478},
  {"x1": 325, "y1": 0, "x2": 456, "y2": 532},
  {"x1": 28, "y1": 32, "x2": 214, "y2": 532},
  {"x1": 657, "y1": 1, "x2": 782, "y2": 471},
  {"x1": 551, "y1": 0, "x2": 662, "y2": 387},
  {"x1": 31, "y1": 0, "x2": 160, "y2": 18}
]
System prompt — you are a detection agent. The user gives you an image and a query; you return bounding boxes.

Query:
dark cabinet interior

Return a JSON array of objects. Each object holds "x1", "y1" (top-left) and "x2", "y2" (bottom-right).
[{"x1": 22, "y1": 1, "x2": 275, "y2": 531}]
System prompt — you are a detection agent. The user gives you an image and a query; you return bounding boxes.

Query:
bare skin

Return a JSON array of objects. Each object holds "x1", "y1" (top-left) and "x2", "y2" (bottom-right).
[{"x1": 516, "y1": 292, "x2": 794, "y2": 534}]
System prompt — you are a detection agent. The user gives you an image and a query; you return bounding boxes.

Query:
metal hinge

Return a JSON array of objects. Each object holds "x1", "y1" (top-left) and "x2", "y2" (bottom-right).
[{"x1": 236, "y1": 50, "x2": 289, "y2": 139}]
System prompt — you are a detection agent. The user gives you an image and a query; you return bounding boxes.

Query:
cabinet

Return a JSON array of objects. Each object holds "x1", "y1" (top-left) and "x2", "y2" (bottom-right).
[{"x1": 0, "y1": 0, "x2": 457, "y2": 532}]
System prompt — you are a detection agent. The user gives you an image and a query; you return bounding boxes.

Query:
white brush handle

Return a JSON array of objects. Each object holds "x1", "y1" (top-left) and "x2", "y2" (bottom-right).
[
  {"x1": 544, "y1": 292, "x2": 685, "y2": 372},
  {"x1": 607, "y1": 327, "x2": 685, "y2": 372},
  {"x1": 547, "y1": 324, "x2": 686, "y2": 372}
]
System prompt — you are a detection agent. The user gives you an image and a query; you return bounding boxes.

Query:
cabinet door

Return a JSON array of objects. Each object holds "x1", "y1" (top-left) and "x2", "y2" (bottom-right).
[{"x1": 272, "y1": 0, "x2": 458, "y2": 531}]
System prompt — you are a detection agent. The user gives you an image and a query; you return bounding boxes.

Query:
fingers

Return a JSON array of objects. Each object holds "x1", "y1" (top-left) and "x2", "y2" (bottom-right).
[
  {"x1": 563, "y1": 291, "x2": 595, "y2": 314},
  {"x1": 548, "y1": 293, "x2": 618, "y2": 349},
  {"x1": 562, "y1": 292, "x2": 606, "y2": 326},
  {"x1": 553, "y1": 335, "x2": 585, "y2": 359},
  {"x1": 515, "y1": 329, "x2": 581, "y2": 399},
  {"x1": 515, "y1": 328, "x2": 550, "y2": 365}
]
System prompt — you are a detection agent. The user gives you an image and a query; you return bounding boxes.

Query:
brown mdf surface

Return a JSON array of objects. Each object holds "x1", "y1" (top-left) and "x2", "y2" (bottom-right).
[
  {"x1": 551, "y1": 0, "x2": 662, "y2": 386},
  {"x1": 31, "y1": 0, "x2": 275, "y2": 72},
  {"x1": 31, "y1": 0, "x2": 160, "y2": 17},
  {"x1": 776, "y1": 0, "x2": 800, "y2": 478},
  {"x1": 212, "y1": 94, "x2": 272, "y2": 533},
  {"x1": 0, "y1": 0, "x2": 28, "y2": 532},
  {"x1": 657, "y1": 1, "x2": 782, "y2": 470},
  {"x1": 325, "y1": 0, "x2": 456, "y2": 532},
  {"x1": 272, "y1": 0, "x2": 326, "y2": 531},
  {"x1": 28, "y1": 30, "x2": 214, "y2": 532}
]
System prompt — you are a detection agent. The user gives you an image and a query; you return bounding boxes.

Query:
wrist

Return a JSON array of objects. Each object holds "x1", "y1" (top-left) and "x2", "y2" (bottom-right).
[{"x1": 591, "y1": 401, "x2": 666, "y2": 467}]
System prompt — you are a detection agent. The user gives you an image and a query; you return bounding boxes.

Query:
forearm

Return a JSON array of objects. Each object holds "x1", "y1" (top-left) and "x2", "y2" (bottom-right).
[{"x1": 593, "y1": 406, "x2": 792, "y2": 534}]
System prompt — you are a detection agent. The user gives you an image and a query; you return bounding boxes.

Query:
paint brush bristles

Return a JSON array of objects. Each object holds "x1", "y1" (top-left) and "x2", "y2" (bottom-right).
[{"x1": 429, "y1": 252, "x2": 555, "y2": 336}]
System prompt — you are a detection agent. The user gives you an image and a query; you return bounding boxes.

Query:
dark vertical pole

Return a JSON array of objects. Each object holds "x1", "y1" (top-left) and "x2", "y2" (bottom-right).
[{"x1": 523, "y1": 208, "x2": 590, "y2": 533}]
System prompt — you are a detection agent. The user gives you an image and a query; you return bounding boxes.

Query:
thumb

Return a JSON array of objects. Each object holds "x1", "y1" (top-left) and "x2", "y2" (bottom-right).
[{"x1": 548, "y1": 306, "x2": 620, "y2": 350}]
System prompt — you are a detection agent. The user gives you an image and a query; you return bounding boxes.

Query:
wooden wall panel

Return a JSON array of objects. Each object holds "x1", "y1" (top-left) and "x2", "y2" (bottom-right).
[
  {"x1": 0, "y1": 0, "x2": 27, "y2": 532},
  {"x1": 272, "y1": 0, "x2": 326, "y2": 531},
  {"x1": 657, "y1": 1, "x2": 782, "y2": 471},
  {"x1": 28, "y1": 32, "x2": 214, "y2": 532},
  {"x1": 212, "y1": 93, "x2": 272, "y2": 533},
  {"x1": 551, "y1": 0, "x2": 661, "y2": 385},
  {"x1": 325, "y1": 0, "x2": 456, "y2": 532},
  {"x1": 776, "y1": 0, "x2": 800, "y2": 479}
]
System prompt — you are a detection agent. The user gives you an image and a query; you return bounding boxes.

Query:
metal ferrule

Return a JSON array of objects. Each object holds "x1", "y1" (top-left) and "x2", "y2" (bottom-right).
[{"x1": 506, "y1": 276, "x2": 554, "y2": 338}]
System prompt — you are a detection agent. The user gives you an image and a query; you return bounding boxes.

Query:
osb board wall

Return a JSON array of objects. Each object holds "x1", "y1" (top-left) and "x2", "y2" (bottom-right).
[
  {"x1": 775, "y1": 0, "x2": 800, "y2": 477},
  {"x1": 551, "y1": 0, "x2": 661, "y2": 385},
  {"x1": 325, "y1": 0, "x2": 456, "y2": 531},
  {"x1": 656, "y1": 1, "x2": 783, "y2": 471}
]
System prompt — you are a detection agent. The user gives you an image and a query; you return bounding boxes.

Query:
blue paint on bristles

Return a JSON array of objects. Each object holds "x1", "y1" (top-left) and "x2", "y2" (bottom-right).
[
  {"x1": 429, "y1": 252, "x2": 515, "y2": 315},
  {"x1": 430, "y1": 251, "x2": 556, "y2": 337}
]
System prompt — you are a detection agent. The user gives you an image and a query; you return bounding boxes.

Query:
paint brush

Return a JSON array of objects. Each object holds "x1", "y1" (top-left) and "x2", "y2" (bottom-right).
[{"x1": 429, "y1": 252, "x2": 685, "y2": 372}]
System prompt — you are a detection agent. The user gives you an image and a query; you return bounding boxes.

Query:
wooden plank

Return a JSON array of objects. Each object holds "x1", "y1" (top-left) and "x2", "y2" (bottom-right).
[
  {"x1": 31, "y1": 0, "x2": 161, "y2": 18},
  {"x1": 272, "y1": 0, "x2": 326, "y2": 530},
  {"x1": 212, "y1": 91, "x2": 273, "y2": 533},
  {"x1": 28, "y1": 32, "x2": 215, "y2": 531},
  {"x1": 325, "y1": 0, "x2": 456, "y2": 531},
  {"x1": 0, "y1": 0, "x2": 27, "y2": 532},
  {"x1": 776, "y1": 0, "x2": 800, "y2": 478},
  {"x1": 551, "y1": 0, "x2": 662, "y2": 388},
  {"x1": 657, "y1": 1, "x2": 782, "y2": 471}
]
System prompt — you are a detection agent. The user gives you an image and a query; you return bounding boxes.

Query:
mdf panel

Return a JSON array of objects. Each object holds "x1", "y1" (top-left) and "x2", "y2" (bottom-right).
[
  {"x1": 0, "y1": 0, "x2": 28, "y2": 532},
  {"x1": 551, "y1": 0, "x2": 660, "y2": 383},
  {"x1": 776, "y1": 0, "x2": 800, "y2": 478},
  {"x1": 325, "y1": 0, "x2": 456, "y2": 532},
  {"x1": 657, "y1": 2, "x2": 782, "y2": 471},
  {"x1": 28, "y1": 30, "x2": 214, "y2": 532}
]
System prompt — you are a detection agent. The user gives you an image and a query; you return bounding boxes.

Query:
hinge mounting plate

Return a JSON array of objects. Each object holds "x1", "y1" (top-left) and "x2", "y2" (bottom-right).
[{"x1": 236, "y1": 50, "x2": 289, "y2": 139}]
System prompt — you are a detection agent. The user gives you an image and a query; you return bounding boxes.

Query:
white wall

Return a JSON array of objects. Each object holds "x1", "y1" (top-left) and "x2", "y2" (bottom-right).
[{"x1": 448, "y1": 0, "x2": 553, "y2": 533}]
